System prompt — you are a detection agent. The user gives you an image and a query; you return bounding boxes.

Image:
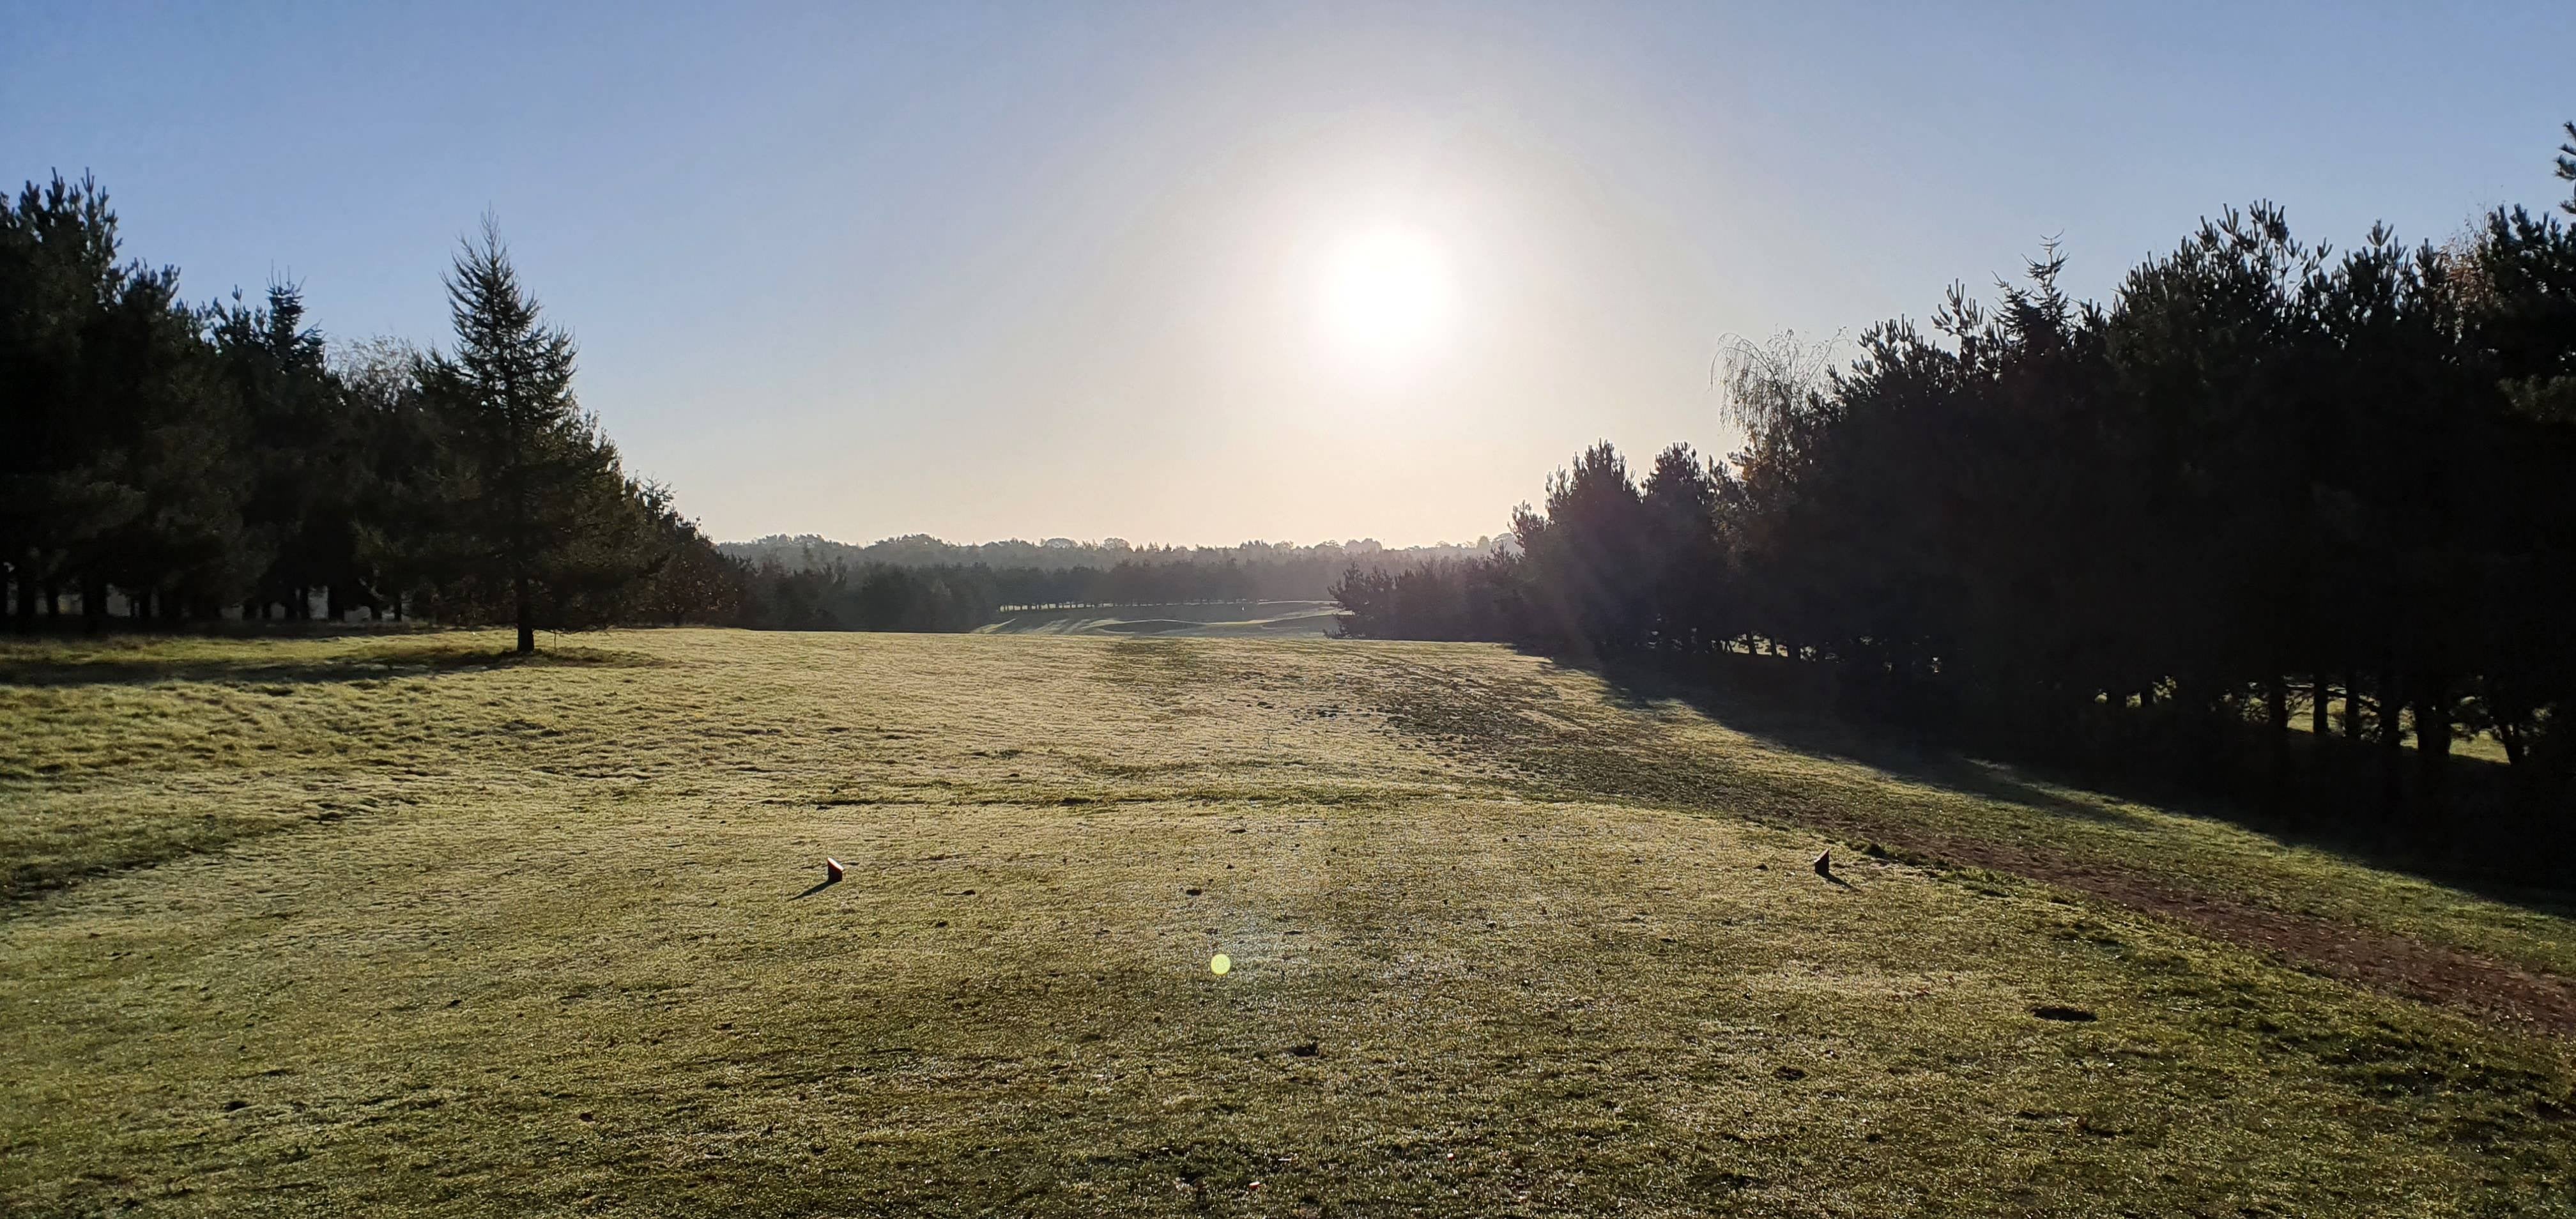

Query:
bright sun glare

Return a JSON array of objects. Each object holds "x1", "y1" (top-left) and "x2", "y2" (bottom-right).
[{"x1": 1317, "y1": 226, "x2": 1456, "y2": 365}]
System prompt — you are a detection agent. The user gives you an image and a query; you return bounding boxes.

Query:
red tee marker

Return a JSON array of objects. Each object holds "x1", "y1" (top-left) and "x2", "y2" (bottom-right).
[{"x1": 825, "y1": 857, "x2": 845, "y2": 882}]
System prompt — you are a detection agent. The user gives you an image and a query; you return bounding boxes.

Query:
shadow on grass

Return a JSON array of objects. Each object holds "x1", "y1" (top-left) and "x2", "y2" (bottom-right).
[
  {"x1": 1575, "y1": 656, "x2": 2158, "y2": 829},
  {"x1": 0, "y1": 638, "x2": 670, "y2": 689},
  {"x1": 1560, "y1": 650, "x2": 2576, "y2": 917}
]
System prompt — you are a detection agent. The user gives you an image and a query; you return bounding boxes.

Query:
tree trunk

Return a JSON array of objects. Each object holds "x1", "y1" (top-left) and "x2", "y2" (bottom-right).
[
  {"x1": 11, "y1": 569, "x2": 33, "y2": 632},
  {"x1": 2265, "y1": 673, "x2": 2292, "y2": 808},
  {"x1": 82, "y1": 576, "x2": 105, "y2": 634},
  {"x1": 2377, "y1": 664, "x2": 2404, "y2": 814},
  {"x1": 515, "y1": 572, "x2": 535, "y2": 654},
  {"x1": 2343, "y1": 671, "x2": 2362, "y2": 740},
  {"x1": 2311, "y1": 677, "x2": 2329, "y2": 736},
  {"x1": 326, "y1": 583, "x2": 345, "y2": 622},
  {"x1": 2413, "y1": 675, "x2": 2452, "y2": 799}
]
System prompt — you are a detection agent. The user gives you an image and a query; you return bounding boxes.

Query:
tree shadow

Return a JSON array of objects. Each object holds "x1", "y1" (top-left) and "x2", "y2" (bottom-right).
[
  {"x1": 0, "y1": 639, "x2": 668, "y2": 689},
  {"x1": 1562, "y1": 651, "x2": 2576, "y2": 917},
  {"x1": 1576, "y1": 656, "x2": 2156, "y2": 829}
]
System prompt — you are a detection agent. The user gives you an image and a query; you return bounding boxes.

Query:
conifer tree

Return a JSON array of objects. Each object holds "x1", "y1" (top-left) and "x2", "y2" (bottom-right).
[
  {"x1": 1, "y1": 174, "x2": 144, "y2": 629},
  {"x1": 215, "y1": 282, "x2": 354, "y2": 618},
  {"x1": 418, "y1": 218, "x2": 640, "y2": 653},
  {"x1": 2556, "y1": 120, "x2": 2575, "y2": 215}
]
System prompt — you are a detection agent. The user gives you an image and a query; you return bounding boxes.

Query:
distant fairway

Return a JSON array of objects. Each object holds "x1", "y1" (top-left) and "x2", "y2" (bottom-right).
[
  {"x1": 4, "y1": 630, "x2": 2573, "y2": 1216},
  {"x1": 976, "y1": 600, "x2": 1344, "y2": 637}
]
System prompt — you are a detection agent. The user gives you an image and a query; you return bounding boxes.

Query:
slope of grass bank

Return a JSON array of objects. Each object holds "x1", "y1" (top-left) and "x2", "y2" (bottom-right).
[{"x1": 3, "y1": 630, "x2": 2571, "y2": 1216}]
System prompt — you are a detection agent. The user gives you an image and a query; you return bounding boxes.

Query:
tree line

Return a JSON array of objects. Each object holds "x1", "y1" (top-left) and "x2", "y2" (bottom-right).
[
  {"x1": 2, "y1": 175, "x2": 742, "y2": 650},
  {"x1": 1, "y1": 172, "x2": 1447, "y2": 648},
  {"x1": 726, "y1": 534, "x2": 1493, "y2": 602},
  {"x1": 1336, "y1": 124, "x2": 2576, "y2": 855},
  {"x1": 726, "y1": 549, "x2": 1396, "y2": 632}
]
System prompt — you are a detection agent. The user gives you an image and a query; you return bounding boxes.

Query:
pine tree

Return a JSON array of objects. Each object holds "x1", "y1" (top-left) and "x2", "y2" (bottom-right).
[
  {"x1": 215, "y1": 282, "x2": 354, "y2": 619},
  {"x1": 1641, "y1": 443, "x2": 1725, "y2": 651},
  {"x1": 1, "y1": 174, "x2": 146, "y2": 629},
  {"x1": 3, "y1": 172, "x2": 254, "y2": 629},
  {"x1": 2555, "y1": 120, "x2": 2575, "y2": 216},
  {"x1": 418, "y1": 218, "x2": 640, "y2": 653}
]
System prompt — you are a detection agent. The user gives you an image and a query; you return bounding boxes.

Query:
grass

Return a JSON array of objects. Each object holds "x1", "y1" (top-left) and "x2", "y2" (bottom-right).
[
  {"x1": 1559, "y1": 661, "x2": 2576, "y2": 986},
  {"x1": 976, "y1": 601, "x2": 1344, "y2": 637},
  {"x1": 3, "y1": 629, "x2": 2572, "y2": 1216}
]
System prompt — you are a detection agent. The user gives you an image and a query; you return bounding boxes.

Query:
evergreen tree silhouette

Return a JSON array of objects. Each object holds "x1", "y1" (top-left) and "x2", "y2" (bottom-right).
[{"x1": 418, "y1": 217, "x2": 633, "y2": 654}]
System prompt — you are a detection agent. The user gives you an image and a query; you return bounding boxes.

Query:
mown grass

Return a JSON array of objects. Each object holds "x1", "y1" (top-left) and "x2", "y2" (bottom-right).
[
  {"x1": 3, "y1": 629, "x2": 2572, "y2": 1216},
  {"x1": 976, "y1": 601, "x2": 1344, "y2": 638},
  {"x1": 1558, "y1": 662, "x2": 2576, "y2": 983}
]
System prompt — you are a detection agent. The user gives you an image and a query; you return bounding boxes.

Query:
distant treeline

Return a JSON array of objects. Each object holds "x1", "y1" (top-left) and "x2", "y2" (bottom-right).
[
  {"x1": 1337, "y1": 124, "x2": 2576, "y2": 847},
  {"x1": 724, "y1": 535, "x2": 1492, "y2": 602},
  {"x1": 733, "y1": 560, "x2": 1005, "y2": 632},
  {"x1": 2, "y1": 176, "x2": 741, "y2": 650},
  {"x1": 726, "y1": 545, "x2": 1408, "y2": 632}
]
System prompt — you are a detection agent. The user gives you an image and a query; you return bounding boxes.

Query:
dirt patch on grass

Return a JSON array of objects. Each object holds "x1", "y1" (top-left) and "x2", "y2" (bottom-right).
[
  {"x1": 1823, "y1": 812, "x2": 2576, "y2": 1038},
  {"x1": 1353, "y1": 653, "x2": 2576, "y2": 1038}
]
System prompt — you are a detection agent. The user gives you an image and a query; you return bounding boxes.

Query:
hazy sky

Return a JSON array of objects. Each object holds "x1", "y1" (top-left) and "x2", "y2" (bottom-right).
[{"x1": 6, "y1": 2, "x2": 2571, "y2": 546}]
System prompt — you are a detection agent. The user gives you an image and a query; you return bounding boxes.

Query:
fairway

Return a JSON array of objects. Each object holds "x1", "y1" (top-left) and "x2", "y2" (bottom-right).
[
  {"x1": 974, "y1": 601, "x2": 1345, "y2": 638},
  {"x1": 4, "y1": 629, "x2": 2573, "y2": 1216}
]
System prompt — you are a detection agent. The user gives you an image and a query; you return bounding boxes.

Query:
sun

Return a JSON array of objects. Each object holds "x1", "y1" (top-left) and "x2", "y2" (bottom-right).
[{"x1": 1316, "y1": 226, "x2": 1456, "y2": 364}]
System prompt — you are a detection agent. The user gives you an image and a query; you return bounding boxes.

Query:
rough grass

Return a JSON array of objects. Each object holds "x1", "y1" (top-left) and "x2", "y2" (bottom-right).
[{"x1": 2, "y1": 629, "x2": 2571, "y2": 1216}]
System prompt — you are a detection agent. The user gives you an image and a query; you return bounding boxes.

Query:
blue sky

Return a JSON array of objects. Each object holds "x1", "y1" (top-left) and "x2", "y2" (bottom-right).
[{"x1": 6, "y1": 1, "x2": 2570, "y2": 544}]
